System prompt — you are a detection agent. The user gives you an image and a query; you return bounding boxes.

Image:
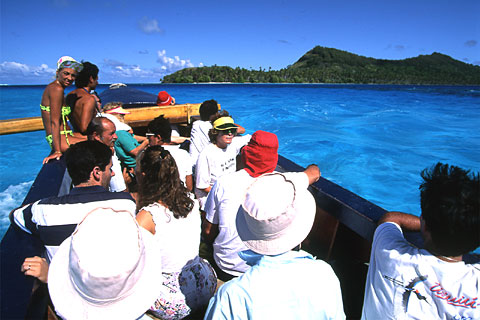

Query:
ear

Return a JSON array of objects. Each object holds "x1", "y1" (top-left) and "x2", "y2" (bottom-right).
[{"x1": 92, "y1": 166, "x2": 102, "y2": 182}]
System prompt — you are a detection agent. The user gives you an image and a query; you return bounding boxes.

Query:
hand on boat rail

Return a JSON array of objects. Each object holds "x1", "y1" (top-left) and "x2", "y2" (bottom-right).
[
  {"x1": 305, "y1": 164, "x2": 321, "y2": 185},
  {"x1": 21, "y1": 256, "x2": 49, "y2": 283}
]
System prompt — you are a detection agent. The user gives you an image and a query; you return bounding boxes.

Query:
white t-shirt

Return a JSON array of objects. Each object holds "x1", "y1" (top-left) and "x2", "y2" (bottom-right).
[
  {"x1": 163, "y1": 144, "x2": 192, "y2": 186},
  {"x1": 362, "y1": 222, "x2": 480, "y2": 320},
  {"x1": 140, "y1": 199, "x2": 201, "y2": 273},
  {"x1": 204, "y1": 169, "x2": 253, "y2": 276},
  {"x1": 189, "y1": 120, "x2": 212, "y2": 167},
  {"x1": 109, "y1": 152, "x2": 126, "y2": 192},
  {"x1": 195, "y1": 135, "x2": 251, "y2": 209}
]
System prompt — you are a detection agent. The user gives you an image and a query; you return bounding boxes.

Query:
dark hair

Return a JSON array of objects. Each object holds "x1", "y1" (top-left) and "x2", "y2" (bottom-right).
[
  {"x1": 208, "y1": 110, "x2": 230, "y2": 143},
  {"x1": 75, "y1": 62, "x2": 99, "y2": 88},
  {"x1": 86, "y1": 117, "x2": 109, "y2": 138},
  {"x1": 136, "y1": 146, "x2": 194, "y2": 218},
  {"x1": 420, "y1": 162, "x2": 480, "y2": 256},
  {"x1": 65, "y1": 140, "x2": 112, "y2": 185},
  {"x1": 199, "y1": 99, "x2": 219, "y2": 121},
  {"x1": 147, "y1": 115, "x2": 171, "y2": 143}
]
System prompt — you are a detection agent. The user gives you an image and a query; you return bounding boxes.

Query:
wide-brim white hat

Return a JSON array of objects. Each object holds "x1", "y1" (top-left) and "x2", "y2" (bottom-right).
[
  {"x1": 48, "y1": 208, "x2": 162, "y2": 320},
  {"x1": 236, "y1": 172, "x2": 316, "y2": 255}
]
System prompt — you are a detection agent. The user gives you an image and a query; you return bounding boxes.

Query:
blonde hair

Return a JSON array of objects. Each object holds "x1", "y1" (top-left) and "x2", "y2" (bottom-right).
[{"x1": 103, "y1": 102, "x2": 125, "y2": 123}]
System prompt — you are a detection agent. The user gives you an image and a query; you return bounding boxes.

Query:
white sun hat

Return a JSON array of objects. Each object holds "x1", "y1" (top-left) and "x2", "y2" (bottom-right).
[
  {"x1": 48, "y1": 207, "x2": 162, "y2": 320},
  {"x1": 236, "y1": 172, "x2": 316, "y2": 255}
]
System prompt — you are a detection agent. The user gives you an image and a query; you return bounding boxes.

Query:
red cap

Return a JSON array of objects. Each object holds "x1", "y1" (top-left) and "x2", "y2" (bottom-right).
[
  {"x1": 157, "y1": 91, "x2": 173, "y2": 106},
  {"x1": 242, "y1": 131, "x2": 279, "y2": 177}
]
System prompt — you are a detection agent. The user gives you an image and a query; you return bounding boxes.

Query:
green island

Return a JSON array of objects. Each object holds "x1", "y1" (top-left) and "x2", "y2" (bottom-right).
[{"x1": 162, "y1": 46, "x2": 480, "y2": 85}]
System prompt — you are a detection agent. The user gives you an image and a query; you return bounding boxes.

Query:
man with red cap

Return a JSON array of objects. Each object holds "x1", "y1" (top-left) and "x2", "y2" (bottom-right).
[{"x1": 156, "y1": 91, "x2": 175, "y2": 106}]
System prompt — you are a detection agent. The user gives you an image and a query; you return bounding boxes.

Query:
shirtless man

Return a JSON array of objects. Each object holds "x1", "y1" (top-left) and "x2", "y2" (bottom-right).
[
  {"x1": 66, "y1": 62, "x2": 101, "y2": 135},
  {"x1": 41, "y1": 56, "x2": 85, "y2": 164}
]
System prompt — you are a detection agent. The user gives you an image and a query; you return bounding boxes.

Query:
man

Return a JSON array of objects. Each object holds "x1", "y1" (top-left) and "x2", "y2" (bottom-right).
[
  {"x1": 11, "y1": 140, "x2": 136, "y2": 262},
  {"x1": 362, "y1": 163, "x2": 480, "y2": 319},
  {"x1": 189, "y1": 99, "x2": 219, "y2": 168},
  {"x1": 66, "y1": 61, "x2": 101, "y2": 134},
  {"x1": 202, "y1": 130, "x2": 279, "y2": 280},
  {"x1": 147, "y1": 115, "x2": 193, "y2": 191},
  {"x1": 86, "y1": 117, "x2": 126, "y2": 192},
  {"x1": 204, "y1": 166, "x2": 346, "y2": 319}
]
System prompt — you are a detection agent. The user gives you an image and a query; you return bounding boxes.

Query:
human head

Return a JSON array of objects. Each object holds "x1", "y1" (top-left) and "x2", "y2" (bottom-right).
[
  {"x1": 136, "y1": 146, "x2": 193, "y2": 218},
  {"x1": 103, "y1": 102, "x2": 130, "y2": 123},
  {"x1": 65, "y1": 140, "x2": 113, "y2": 187},
  {"x1": 147, "y1": 115, "x2": 171, "y2": 145},
  {"x1": 236, "y1": 172, "x2": 316, "y2": 255},
  {"x1": 86, "y1": 117, "x2": 117, "y2": 148},
  {"x1": 56, "y1": 56, "x2": 83, "y2": 73},
  {"x1": 156, "y1": 91, "x2": 173, "y2": 106},
  {"x1": 48, "y1": 207, "x2": 162, "y2": 320},
  {"x1": 199, "y1": 99, "x2": 219, "y2": 121},
  {"x1": 208, "y1": 111, "x2": 238, "y2": 148},
  {"x1": 56, "y1": 56, "x2": 82, "y2": 88},
  {"x1": 420, "y1": 163, "x2": 480, "y2": 256},
  {"x1": 241, "y1": 130, "x2": 279, "y2": 177},
  {"x1": 75, "y1": 61, "x2": 99, "y2": 89}
]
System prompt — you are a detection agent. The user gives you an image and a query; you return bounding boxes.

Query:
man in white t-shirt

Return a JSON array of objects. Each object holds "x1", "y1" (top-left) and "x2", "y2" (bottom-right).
[
  {"x1": 362, "y1": 163, "x2": 480, "y2": 320},
  {"x1": 147, "y1": 115, "x2": 193, "y2": 191},
  {"x1": 203, "y1": 130, "x2": 279, "y2": 280},
  {"x1": 189, "y1": 99, "x2": 219, "y2": 169}
]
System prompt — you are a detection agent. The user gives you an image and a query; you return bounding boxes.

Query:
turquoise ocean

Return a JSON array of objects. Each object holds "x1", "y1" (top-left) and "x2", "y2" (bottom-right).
[{"x1": 1, "y1": 83, "x2": 479, "y2": 250}]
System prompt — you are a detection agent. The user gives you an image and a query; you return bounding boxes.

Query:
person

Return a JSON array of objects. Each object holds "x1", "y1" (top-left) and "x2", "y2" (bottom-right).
[
  {"x1": 157, "y1": 90, "x2": 175, "y2": 106},
  {"x1": 189, "y1": 99, "x2": 220, "y2": 168},
  {"x1": 202, "y1": 130, "x2": 279, "y2": 280},
  {"x1": 102, "y1": 102, "x2": 148, "y2": 170},
  {"x1": 195, "y1": 111, "x2": 250, "y2": 209},
  {"x1": 48, "y1": 207, "x2": 163, "y2": 320},
  {"x1": 11, "y1": 140, "x2": 136, "y2": 263},
  {"x1": 147, "y1": 115, "x2": 193, "y2": 191},
  {"x1": 41, "y1": 56, "x2": 85, "y2": 164},
  {"x1": 361, "y1": 163, "x2": 480, "y2": 319},
  {"x1": 86, "y1": 117, "x2": 127, "y2": 192},
  {"x1": 204, "y1": 167, "x2": 346, "y2": 319},
  {"x1": 65, "y1": 61, "x2": 101, "y2": 134},
  {"x1": 135, "y1": 146, "x2": 217, "y2": 319}
]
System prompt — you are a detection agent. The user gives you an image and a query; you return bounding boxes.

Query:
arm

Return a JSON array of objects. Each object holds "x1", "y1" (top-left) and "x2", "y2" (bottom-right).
[
  {"x1": 202, "y1": 220, "x2": 219, "y2": 245},
  {"x1": 378, "y1": 211, "x2": 421, "y2": 232},
  {"x1": 43, "y1": 86, "x2": 64, "y2": 163},
  {"x1": 185, "y1": 174, "x2": 193, "y2": 192},
  {"x1": 127, "y1": 139, "x2": 149, "y2": 157},
  {"x1": 21, "y1": 256, "x2": 49, "y2": 283},
  {"x1": 135, "y1": 209, "x2": 156, "y2": 234},
  {"x1": 236, "y1": 124, "x2": 246, "y2": 135},
  {"x1": 304, "y1": 164, "x2": 321, "y2": 185}
]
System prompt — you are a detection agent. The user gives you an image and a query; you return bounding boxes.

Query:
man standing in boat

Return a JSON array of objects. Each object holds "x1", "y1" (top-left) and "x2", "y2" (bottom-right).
[
  {"x1": 362, "y1": 163, "x2": 480, "y2": 319},
  {"x1": 66, "y1": 61, "x2": 101, "y2": 134},
  {"x1": 10, "y1": 140, "x2": 136, "y2": 263},
  {"x1": 86, "y1": 117, "x2": 127, "y2": 192}
]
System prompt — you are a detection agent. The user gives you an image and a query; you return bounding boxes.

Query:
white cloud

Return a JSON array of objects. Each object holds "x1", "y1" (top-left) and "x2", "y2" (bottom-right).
[
  {"x1": 156, "y1": 50, "x2": 196, "y2": 73},
  {"x1": 0, "y1": 61, "x2": 55, "y2": 84},
  {"x1": 138, "y1": 17, "x2": 164, "y2": 34}
]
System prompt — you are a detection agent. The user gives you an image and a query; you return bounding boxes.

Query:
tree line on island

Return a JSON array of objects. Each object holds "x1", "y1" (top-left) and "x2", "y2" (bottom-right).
[{"x1": 162, "y1": 46, "x2": 480, "y2": 85}]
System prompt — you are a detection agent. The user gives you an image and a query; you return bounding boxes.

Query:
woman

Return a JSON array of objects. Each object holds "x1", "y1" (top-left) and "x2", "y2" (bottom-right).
[
  {"x1": 41, "y1": 56, "x2": 85, "y2": 164},
  {"x1": 194, "y1": 111, "x2": 250, "y2": 209},
  {"x1": 135, "y1": 146, "x2": 217, "y2": 320}
]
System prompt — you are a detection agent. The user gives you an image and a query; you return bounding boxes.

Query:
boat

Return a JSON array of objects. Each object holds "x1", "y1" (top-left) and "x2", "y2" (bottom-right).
[{"x1": 1, "y1": 86, "x2": 478, "y2": 319}]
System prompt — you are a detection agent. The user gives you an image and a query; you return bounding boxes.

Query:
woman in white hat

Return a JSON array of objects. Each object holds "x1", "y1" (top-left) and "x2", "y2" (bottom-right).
[
  {"x1": 135, "y1": 146, "x2": 217, "y2": 320},
  {"x1": 42, "y1": 56, "x2": 85, "y2": 164}
]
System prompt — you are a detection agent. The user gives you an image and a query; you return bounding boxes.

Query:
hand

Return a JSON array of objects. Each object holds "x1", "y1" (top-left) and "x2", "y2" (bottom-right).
[
  {"x1": 21, "y1": 256, "x2": 49, "y2": 283},
  {"x1": 42, "y1": 151, "x2": 62, "y2": 164},
  {"x1": 304, "y1": 164, "x2": 321, "y2": 185}
]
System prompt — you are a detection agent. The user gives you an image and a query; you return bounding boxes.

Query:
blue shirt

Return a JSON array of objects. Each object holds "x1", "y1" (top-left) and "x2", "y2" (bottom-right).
[{"x1": 204, "y1": 250, "x2": 345, "y2": 320}]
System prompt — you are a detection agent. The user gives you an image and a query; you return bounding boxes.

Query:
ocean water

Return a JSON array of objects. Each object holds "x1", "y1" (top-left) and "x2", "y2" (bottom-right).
[{"x1": 1, "y1": 84, "x2": 479, "y2": 243}]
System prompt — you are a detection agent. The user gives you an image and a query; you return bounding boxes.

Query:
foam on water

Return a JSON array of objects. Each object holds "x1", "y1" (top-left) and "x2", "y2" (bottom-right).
[{"x1": 0, "y1": 181, "x2": 33, "y2": 235}]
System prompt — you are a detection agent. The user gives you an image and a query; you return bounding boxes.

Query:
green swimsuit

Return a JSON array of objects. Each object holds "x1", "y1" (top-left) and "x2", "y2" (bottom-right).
[{"x1": 40, "y1": 104, "x2": 73, "y2": 147}]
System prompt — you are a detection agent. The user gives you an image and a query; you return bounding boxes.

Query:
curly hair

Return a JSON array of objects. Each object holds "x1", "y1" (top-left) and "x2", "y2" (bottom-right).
[
  {"x1": 420, "y1": 162, "x2": 480, "y2": 256},
  {"x1": 136, "y1": 145, "x2": 194, "y2": 218},
  {"x1": 208, "y1": 110, "x2": 231, "y2": 143}
]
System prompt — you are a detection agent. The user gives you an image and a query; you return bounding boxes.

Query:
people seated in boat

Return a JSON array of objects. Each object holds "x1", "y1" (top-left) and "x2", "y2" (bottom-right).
[
  {"x1": 135, "y1": 146, "x2": 217, "y2": 319},
  {"x1": 157, "y1": 90, "x2": 175, "y2": 106},
  {"x1": 47, "y1": 207, "x2": 162, "y2": 320},
  {"x1": 147, "y1": 115, "x2": 193, "y2": 191},
  {"x1": 204, "y1": 168, "x2": 346, "y2": 319},
  {"x1": 195, "y1": 111, "x2": 250, "y2": 209},
  {"x1": 202, "y1": 130, "x2": 279, "y2": 281},
  {"x1": 41, "y1": 56, "x2": 85, "y2": 164},
  {"x1": 11, "y1": 140, "x2": 136, "y2": 263},
  {"x1": 102, "y1": 102, "x2": 149, "y2": 171},
  {"x1": 361, "y1": 163, "x2": 480, "y2": 320},
  {"x1": 189, "y1": 99, "x2": 220, "y2": 170},
  {"x1": 86, "y1": 117, "x2": 127, "y2": 192},
  {"x1": 65, "y1": 61, "x2": 101, "y2": 134}
]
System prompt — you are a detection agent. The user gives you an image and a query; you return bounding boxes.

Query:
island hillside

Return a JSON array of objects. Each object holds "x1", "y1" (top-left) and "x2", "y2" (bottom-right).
[{"x1": 162, "y1": 46, "x2": 480, "y2": 85}]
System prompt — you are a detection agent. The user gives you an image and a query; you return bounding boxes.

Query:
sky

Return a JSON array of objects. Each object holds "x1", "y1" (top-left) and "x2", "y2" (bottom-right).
[{"x1": 1, "y1": 0, "x2": 479, "y2": 85}]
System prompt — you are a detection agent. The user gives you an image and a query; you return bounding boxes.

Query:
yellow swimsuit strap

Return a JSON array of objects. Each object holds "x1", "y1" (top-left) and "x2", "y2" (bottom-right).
[
  {"x1": 40, "y1": 104, "x2": 50, "y2": 112},
  {"x1": 42, "y1": 106, "x2": 73, "y2": 147}
]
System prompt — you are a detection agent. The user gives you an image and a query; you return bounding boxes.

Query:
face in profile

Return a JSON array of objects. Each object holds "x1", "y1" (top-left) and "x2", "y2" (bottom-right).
[
  {"x1": 100, "y1": 121, "x2": 117, "y2": 148},
  {"x1": 57, "y1": 68, "x2": 77, "y2": 87},
  {"x1": 100, "y1": 159, "x2": 114, "y2": 188}
]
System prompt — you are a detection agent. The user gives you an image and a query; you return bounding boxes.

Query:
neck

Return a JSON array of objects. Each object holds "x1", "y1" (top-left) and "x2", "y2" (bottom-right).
[
  {"x1": 426, "y1": 243, "x2": 463, "y2": 263},
  {"x1": 75, "y1": 181, "x2": 101, "y2": 188}
]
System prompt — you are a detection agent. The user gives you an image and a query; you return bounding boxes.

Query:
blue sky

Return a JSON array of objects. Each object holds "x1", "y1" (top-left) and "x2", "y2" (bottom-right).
[{"x1": 1, "y1": 0, "x2": 479, "y2": 85}]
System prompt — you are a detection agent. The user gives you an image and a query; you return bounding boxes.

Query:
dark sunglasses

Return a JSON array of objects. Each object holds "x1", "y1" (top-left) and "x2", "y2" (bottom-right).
[{"x1": 220, "y1": 129, "x2": 237, "y2": 135}]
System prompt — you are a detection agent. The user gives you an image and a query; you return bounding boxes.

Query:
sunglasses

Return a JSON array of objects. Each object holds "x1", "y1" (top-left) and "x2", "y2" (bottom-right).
[
  {"x1": 146, "y1": 133, "x2": 155, "y2": 137},
  {"x1": 220, "y1": 129, "x2": 237, "y2": 135}
]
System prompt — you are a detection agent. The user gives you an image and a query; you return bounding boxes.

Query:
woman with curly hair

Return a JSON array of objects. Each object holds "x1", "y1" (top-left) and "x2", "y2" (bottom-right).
[{"x1": 135, "y1": 146, "x2": 217, "y2": 320}]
